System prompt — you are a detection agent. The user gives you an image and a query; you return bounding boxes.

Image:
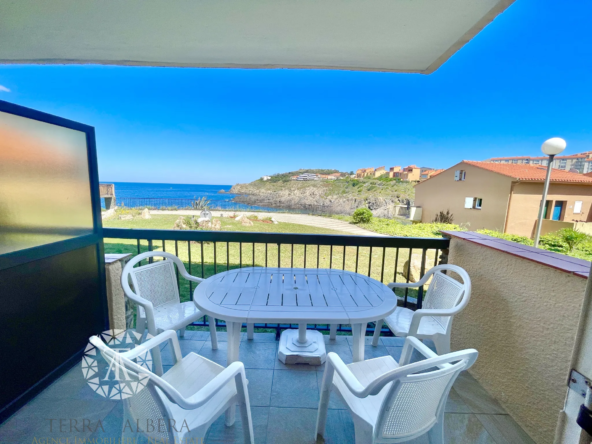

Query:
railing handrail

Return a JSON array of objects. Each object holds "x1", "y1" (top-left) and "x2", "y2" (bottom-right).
[{"x1": 102, "y1": 228, "x2": 449, "y2": 249}]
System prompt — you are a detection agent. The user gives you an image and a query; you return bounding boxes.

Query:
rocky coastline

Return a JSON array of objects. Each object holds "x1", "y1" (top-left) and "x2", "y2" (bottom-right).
[{"x1": 230, "y1": 183, "x2": 410, "y2": 217}]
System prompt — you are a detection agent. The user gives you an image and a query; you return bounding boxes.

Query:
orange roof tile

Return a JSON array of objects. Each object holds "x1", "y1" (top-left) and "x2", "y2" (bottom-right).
[{"x1": 463, "y1": 161, "x2": 592, "y2": 183}]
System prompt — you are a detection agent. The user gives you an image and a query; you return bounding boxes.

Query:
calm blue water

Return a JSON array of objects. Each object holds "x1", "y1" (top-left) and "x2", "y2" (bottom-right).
[{"x1": 100, "y1": 182, "x2": 289, "y2": 212}]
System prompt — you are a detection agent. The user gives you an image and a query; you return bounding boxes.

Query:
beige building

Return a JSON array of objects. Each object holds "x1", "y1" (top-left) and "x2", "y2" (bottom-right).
[
  {"x1": 391, "y1": 165, "x2": 422, "y2": 182},
  {"x1": 415, "y1": 161, "x2": 592, "y2": 236},
  {"x1": 374, "y1": 166, "x2": 386, "y2": 177},
  {"x1": 355, "y1": 167, "x2": 374, "y2": 178}
]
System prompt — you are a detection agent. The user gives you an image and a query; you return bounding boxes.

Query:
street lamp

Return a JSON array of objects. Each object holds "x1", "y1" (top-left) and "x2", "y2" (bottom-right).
[{"x1": 533, "y1": 137, "x2": 567, "y2": 247}]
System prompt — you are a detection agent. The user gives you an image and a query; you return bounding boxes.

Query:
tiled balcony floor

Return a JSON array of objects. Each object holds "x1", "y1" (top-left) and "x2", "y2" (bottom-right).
[{"x1": 0, "y1": 331, "x2": 535, "y2": 444}]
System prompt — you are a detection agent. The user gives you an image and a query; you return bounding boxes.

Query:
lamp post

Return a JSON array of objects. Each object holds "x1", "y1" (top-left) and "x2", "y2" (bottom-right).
[{"x1": 533, "y1": 137, "x2": 567, "y2": 248}]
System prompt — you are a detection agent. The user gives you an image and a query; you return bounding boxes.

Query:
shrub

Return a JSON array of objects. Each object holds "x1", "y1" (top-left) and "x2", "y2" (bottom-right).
[
  {"x1": 559, "y1": 228, "x2": 588, "y2": 252},
  {"x1": 352, "y1": 208, "x2": 373, "y2": 224},
  {"x1": 477, "y1": 229, "x2": 533, "y2": 246},
  {"x1": 432, "y1": 210, "x2": 454, "y2": 224}
]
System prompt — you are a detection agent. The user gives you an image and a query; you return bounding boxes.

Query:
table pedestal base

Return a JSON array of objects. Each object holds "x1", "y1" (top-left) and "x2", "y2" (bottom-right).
[{"x1": 278, "y1": 329, "x2": 326, "y2": 365}]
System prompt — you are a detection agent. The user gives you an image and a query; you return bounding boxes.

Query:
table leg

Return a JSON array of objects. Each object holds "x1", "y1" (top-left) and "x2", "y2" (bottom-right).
[
  {"x1": 298, "y1": 323, "x2": 308, "y2": 343},
  {"x1": 351, "y1": 323, "x2": 367, "y2": 362},
  {"x1": 225, "y1": 321, "x2": 242, "y2": 426}
]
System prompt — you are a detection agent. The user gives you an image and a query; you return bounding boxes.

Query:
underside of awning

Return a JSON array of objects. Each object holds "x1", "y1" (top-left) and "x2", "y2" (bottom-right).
[{"x1": 0, "y1": 0, "x2": 514, "y2": 73}]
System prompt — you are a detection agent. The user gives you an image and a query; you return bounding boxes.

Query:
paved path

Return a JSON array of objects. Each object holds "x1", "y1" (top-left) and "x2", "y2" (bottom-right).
[{"x1": 151, "y1": 210, "x2": 384, "y2": 236}]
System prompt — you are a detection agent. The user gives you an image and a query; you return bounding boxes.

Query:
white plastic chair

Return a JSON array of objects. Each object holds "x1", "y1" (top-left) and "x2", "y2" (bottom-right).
[
  {"x1": 371, "y1": 264, "x2": 471, "y2": 355},
  {"x1": 122, "y1": 251, "x2": 218, "y2": 374},
  {"x1": 316, "y1": 336, "x2": 478, "y2": 443},
  {"x1": 89, "y1": 330, "x2": 254, "y2": 443}
]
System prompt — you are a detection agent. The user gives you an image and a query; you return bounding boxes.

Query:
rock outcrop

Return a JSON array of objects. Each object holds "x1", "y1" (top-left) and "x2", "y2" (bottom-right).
[{"x1": 230, "y1": 182, "x2": 411, "y2": 216}]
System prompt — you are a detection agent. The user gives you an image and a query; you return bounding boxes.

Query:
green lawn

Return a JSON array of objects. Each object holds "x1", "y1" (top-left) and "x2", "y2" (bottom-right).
[{"x1": 103, "y1": 214, "x2": 427, "y2": 303}]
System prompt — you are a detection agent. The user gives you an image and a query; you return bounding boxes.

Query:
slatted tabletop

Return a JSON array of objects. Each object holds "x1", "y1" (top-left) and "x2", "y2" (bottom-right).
[{"x1": 194, "y1": 267, "x2": 397, "y2": 325}]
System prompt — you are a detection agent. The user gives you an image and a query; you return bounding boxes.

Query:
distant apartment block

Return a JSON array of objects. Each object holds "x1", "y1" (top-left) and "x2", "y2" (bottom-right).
[
  {"x1": 356, "y1": 164, "x2": 436, "y2": 181},
  {"x1": 487, "y1": 151, "x2": 592, "y2": 173},
  {"x1": 388, "y1": 166, "x2": 401, "y2": 178},
  {"x1": 355, "y1": 167, "x2": 375, "y2": 178},
  {"x1": 295, "y1": 173, "x2": 319, "y2": 181},
  {"x1": 374, "y1": 166, "x2": 386, "y2": 177},
  {"x1": 390, "y1": 165, "x2": 423, "y2": 182}
]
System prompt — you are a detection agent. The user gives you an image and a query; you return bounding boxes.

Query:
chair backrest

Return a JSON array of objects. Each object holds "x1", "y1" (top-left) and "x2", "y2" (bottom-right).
[
  {"x1": 123, "y1": 252, "x2": 182, "y2": 308},
  {"x1": 422, "y1": 264, "x2": 470, "y2": 332},
  {"x1": 374, "y1": 349, "x2": 477, "y2": 443},
  {"x1": 89, "y1": 335, "x2": 181, "y2": 442}
]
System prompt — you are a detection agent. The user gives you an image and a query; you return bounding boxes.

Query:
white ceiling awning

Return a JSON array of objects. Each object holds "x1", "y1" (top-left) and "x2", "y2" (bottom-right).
[{"x1": 0, "y1": 0, "x2": 514, "y2": 73}]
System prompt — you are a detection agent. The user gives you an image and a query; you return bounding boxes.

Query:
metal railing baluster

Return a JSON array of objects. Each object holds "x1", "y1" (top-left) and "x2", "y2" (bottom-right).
[
  {"x1": 417, "y1": 248, "x2": 427, "y2": 309},
  {"x1": 200, "y1": 242, "x2": 205, "y2": 278},
  {"x1": 304, "y1": 245, "x2": 307, "y2": 268},
  {"x1": 380, "y1": 247, "x2": 386, "y2": 283},
  {"x1": 226, "y1": 242, "x2": 229, "y2": 271},
  {"x1": 214, "y1": 242, "x2": 217, "y2": 274},
  {"x1": 329, "y1": 245, "x2": 333, "y2": 269},
  {"x1": 317, "y1": 245, "x2": 320, "y2": 268},
  {"x1": 355, "y1": 246, "x2": 359, "y2": 273},
  {"x1": 175, "y1": 240, "x2": 179, "y2": 290},
  {"x1": 404, "y1": 248, "x2": 412, "y2": 307},
  {"x1": 188, "y1": 241, "x2": 193, "y2": 299},
  {"x1": 368, "y1": 246, "x2": 373, "y2": 277}
]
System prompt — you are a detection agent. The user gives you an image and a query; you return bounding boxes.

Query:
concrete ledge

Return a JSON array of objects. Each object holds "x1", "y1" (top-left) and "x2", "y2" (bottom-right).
[{"x1": 442, "y1": 230, "x2": 590, "y2": 278}]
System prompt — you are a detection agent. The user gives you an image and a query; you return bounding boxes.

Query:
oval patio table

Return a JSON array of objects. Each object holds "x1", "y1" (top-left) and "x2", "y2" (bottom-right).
[{"x1": 194, "y1": 267, "x2": 398, "y2": 366}]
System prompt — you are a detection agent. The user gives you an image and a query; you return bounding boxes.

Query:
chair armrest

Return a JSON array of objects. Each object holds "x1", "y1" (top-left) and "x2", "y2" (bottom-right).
[
  {"x1": 387, "y1": 271, "x2": 432, "y2": 289},
  {"x1": 122, "y1": 330, "x2": 182, "y2": 363},
  {"x1": 398, "y1": 336, "x2": 439, "y2": 366},
  {"x1": 182, "y1": 274, "x2": 205, "y2": 284},
  {"x1": 180, "y1": 362, "x2": 247, "y2": 409},
  {"x1": 408, "y1": 308, "x2": 459, "y2": 336},
  {"x1": 326, "y1": 352, "x2": 366, "y2": 396}
]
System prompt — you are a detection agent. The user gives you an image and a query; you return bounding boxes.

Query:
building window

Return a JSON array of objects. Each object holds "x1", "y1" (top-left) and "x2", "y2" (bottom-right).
[
  {"x1": 455, "y1": 170, "x2": 466, "y2": 181},
  {"x1": 465, "y1": 197, "x2": 482, "y2": 209},
  {"x1": 574, "y1": 201, "x2": 583, "y2": 214}
]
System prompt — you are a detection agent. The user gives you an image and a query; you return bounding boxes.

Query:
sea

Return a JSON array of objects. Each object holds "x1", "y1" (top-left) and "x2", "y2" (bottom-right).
[{"x1": 100, "y1": 182, "x2": 289, "y2": 213}]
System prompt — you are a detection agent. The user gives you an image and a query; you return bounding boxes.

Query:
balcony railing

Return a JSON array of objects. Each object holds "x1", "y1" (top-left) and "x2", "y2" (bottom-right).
[{"x1": 103, "y1": 228, "x2": 448, "y2": 335}]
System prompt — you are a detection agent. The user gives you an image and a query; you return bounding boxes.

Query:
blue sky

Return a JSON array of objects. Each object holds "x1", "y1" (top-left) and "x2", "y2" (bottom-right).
[{"x1": 0, "y1": 0, "x2": 590, "y2": 185}]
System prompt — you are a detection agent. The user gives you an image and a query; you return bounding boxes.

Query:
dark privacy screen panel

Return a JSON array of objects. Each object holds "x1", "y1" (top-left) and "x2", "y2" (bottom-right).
[{"x1": 0, "y1": 110, "x2": 93, "y2": 254}]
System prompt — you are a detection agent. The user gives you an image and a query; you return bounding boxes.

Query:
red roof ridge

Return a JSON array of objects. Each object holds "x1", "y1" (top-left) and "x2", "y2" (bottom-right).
[{"x1": 461, "y1": 160, "x2": 592, "y2": 184}]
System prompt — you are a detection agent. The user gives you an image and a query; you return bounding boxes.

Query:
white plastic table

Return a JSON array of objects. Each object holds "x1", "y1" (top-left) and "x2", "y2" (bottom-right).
[{"x1": 193, "y1": 267, "x2": 398, "y2": 365}]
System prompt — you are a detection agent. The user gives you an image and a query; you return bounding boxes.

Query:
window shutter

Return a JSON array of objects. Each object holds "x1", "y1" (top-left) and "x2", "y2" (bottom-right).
[
  {"x1": 465, "y1": 197, "x2": 474, "y2": 209},
  {"x1": 575, "y1": 201, "x2": 583, "y2": 214},
  {"x1": 454, "y1": 170, "x2": 460, "y2": 181}
]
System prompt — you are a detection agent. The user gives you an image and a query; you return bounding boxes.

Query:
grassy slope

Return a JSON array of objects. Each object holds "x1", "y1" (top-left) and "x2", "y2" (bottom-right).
[
  {"x1": 103, "y1": 214, "x2": 420, "y2": 302},
  {"x1": 233, "y1": 175, "x2": 416, "y2": 201},
  {"x1": 334, "y1": 215, "x2": 592, "y2": 262}
]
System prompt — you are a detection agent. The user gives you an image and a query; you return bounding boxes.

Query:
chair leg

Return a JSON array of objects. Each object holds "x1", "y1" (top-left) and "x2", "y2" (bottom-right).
[
  {"x1": 428, "y1": 409, "x2": 445, "y2": 444},
  {"x1": 432, "y1": 335, "x2": 450, "y2": 355},
  {"x1": 179, "y1": 327, "x2": 186, "y2": 338},
  {"x1": 209, "y1": 317, "x2": 218, "y2": 350},
  {"x1": 315, "y1": 364, "x2": 335, "y2": 441},
  {"x1": 352, "y1": 417, "x2": 373, "y2": 444},
  {"x1": 225, "y1": 404, "x2": 236, "y2": 427},
  {"x1": 136, "y1": 316, "x2": 146, "y2": 335},
  {"x1": 329, "y1": 323, "x2": 338, "y2": 340},
  {"x1": 371, "y1": 319, "x2": 383, "y2": 346},
  {"x1": 236, "y1": 373, "x2": 255, "y2": 444}
]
